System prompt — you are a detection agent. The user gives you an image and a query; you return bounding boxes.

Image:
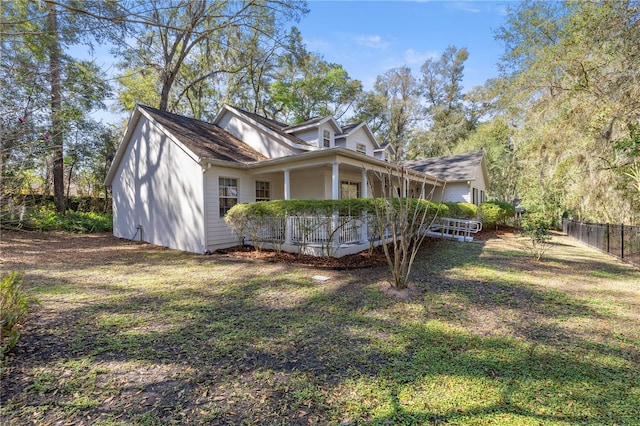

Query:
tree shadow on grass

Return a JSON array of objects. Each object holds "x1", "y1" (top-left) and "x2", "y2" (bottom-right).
[{"x1": 2, "y1": 238, "x2": 639, "y2": 425}]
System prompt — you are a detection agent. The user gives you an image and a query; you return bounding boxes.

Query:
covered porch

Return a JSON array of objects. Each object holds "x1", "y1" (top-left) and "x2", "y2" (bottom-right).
[{"x1": 247, "y1": 147, "x2": 444, "y2": 202}]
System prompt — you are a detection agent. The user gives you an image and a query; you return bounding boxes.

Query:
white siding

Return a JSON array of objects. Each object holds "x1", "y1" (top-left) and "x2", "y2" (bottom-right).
[
  {"x1": 217, "y1": 112, "x2": 298, "y2": 159},
  {"x1": 204, "y1": 167, "x2": 253, "y2": 251},
  {"x1": 252, "y1": 173, "x2": 284, "y2": 201},
  {"x1": 290, "y1": 167, "x2": 328, "y2": 199},
  {"x1": 319, "y1": 124, "x2": 334, "y2": 148},
  {"x1": 111, "y1": 117, "x2": 205, "y2": 253},
  {"x1": 472, "y1": 168, "x2": 487, "y2": 193},
  {"x1": 294, "y1": 129, "x2": 320, "y2": 146},
  {"x1": 345, "y1": 127, "x2": 376, "y2": 157},
  {"x1": 441, "y1": 183, "x2": 471, "y2": 203},
  {"x1": 374, "y1": 146, "x2": 393, "y2": 161}
]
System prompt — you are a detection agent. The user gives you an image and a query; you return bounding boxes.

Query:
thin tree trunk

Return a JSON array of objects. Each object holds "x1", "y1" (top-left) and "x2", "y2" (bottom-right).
[{"x1": 47, "y1": 1, "x2": 65, "y2": 214}]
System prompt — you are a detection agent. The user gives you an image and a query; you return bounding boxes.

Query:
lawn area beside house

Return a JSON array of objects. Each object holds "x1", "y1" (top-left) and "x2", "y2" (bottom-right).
[{"x1": 1, "y1": 231, "x2": 639, "y2": 425}]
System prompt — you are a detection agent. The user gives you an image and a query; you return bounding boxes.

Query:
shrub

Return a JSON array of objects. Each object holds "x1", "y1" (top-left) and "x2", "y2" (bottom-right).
[
  {"x1": 1, "y1": 272, "x2": 38, "y2": 364},
  {"x1": 225, "y1": 198, "x2": 447, "y2": 258},
  {"x1": 444, "y1": 202, "x2": 478, "y2": 219},
  {"x1": 20, "y1": 206, "x2": 112, "y2": 233},
  {"x1": 479, "y1": 201, "x2": 515, "y2": 228},
  {"x1": 520, "y1": 212, "x2": 553, "y2": 261}
]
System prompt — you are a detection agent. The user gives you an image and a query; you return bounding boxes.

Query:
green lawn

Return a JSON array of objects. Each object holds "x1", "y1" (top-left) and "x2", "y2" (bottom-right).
[{"x1": 1, "y1": 231, "x2": 639, "y2": 425}]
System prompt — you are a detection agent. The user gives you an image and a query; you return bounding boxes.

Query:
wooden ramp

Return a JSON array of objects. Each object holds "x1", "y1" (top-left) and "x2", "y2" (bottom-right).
[{"x1": 427, "y1": 217, "x2": 482, "y2": 242}]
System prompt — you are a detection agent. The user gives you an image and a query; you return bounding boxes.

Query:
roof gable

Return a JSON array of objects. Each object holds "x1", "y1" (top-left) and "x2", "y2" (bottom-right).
[
  {"x1": 404, "y1": 152, "x2": 486, "y2": 182},
  {"x1": 214, "y1": 105, "x2": 314, "y2": 149},
  {"x1": 336, "y1": 121, "x2": 380, "y2": 149},
  {"x1": 285, "y1": 116, "x2": 342, "y2": 134},
  {"x1": 139, "y1": 105, "x2": 268, "y2": 163},
  {"x1": 104, "y1": 105, "x2": 268, "y2": 186}
]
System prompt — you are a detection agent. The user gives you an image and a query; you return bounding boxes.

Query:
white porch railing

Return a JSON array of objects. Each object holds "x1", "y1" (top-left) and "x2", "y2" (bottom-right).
[
  {"x1": 248, "y1": 215, "x2": 368, "y2": 246},
  {"x1": 427, "y1": 217, "x2": 482, "y2": 242},
  {"x1": 242, "y1": 214, "x2": 481, "y2": 257}
]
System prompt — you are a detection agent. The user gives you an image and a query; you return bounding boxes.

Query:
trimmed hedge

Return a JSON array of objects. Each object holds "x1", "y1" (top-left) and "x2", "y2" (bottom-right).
[
  {"x1": 444, "y1": 202, "x2": 478, "y2": 219},
  {"x1": 479, "y1": 201, "x2": 516, "y2": 228},
  {"x1": 225, "y1": 198, "x2": 452, "y2": 221}
]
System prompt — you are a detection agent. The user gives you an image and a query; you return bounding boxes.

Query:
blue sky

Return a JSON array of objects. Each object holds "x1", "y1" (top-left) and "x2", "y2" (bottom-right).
[
  {"x1": 92, "y1": 1, "x2": 511, "y2": 123},
  {"x1": 296, "y1": 0, "x2": 511, "y2": 91}
]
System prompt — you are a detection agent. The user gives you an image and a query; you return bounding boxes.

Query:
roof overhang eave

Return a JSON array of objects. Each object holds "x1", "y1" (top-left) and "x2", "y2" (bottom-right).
[{"x1": 241, "y1": 148, "x2": 443, "y2": 186}]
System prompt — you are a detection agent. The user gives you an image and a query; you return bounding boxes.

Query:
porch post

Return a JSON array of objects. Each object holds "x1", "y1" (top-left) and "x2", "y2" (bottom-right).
[
  {"x1": 283, "y1": 169, "x2": 292, "y2": 245},
  {"x1": 284, "y1": 169, "x2": 291, "y2": 200},
  {"x1": 360, "y1": 169, "x2": 369, "y2": 244},
  {"x1": 361, "y1": 169, "x2": 368, "y2": 198},
  {"x1": 331, "y1": 162, "x2": 339, "y2": 200}
]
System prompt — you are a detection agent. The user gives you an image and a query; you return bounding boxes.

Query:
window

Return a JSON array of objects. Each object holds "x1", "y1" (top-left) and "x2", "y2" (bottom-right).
[
  {"x1": 480, "y1": 190, "x2": 485, "y2": 204},
  {"x1": 340, "y1": 181, "x2": 360, "y2": 199},
  {"x1": 356, "y1": 143, "x2": 366, "y2": 154},
  {"x1": 323, "y1": 130, "x2": 331, "y2": 148},
  {"x1": 255, "y1": 181, "x2": 270, "y2": 201},
  {"x1": 472, "y1": 188, "x2": 479, "y2": 206},
  {"x1": 384, "y1": 152, "x2": 390, "y2": 162},
  {"x1": 219, "y1": 177, "x2": 238, "y2": 217}
]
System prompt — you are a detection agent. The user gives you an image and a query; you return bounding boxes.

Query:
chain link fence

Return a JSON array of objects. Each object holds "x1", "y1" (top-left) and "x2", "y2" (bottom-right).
[{"x1": 562, "y1": 219, "x2": 640, "y2": 268}]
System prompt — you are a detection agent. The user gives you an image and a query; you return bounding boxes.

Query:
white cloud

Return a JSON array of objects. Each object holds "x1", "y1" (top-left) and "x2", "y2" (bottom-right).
[
  {"x1": 452, "y1": 1, "x2": 482, "y2": 13},
  {"x1": 404, "y1": 48, "x2": 439, "y2": 66},
  {"x1": 303, "y1": 36, "x2": 331, "y2": 52},
  {"x1": 355, "y1": 34, "x2": 390, "y2": 49}
]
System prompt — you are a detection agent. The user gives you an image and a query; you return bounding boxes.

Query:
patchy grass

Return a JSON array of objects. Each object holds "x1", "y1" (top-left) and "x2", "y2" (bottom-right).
[{"x1": 1, "y1": 231, "x2": 639, "y2": 425}]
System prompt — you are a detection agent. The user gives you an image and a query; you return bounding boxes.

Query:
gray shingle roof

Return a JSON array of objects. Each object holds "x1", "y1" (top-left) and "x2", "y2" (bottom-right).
[
  {"x1": 140, "y1": 105, "x2": 268, "y2": 163},
  {"x1": 336, "y1": 122, "x2": 363, "y2": 137},
  {"x1": 404, "y1": 152, "x2": 484, "y2": 181}
]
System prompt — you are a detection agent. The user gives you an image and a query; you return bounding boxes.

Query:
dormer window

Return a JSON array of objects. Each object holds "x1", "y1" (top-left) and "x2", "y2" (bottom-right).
[
  {"x1": 323, "y1": 129, "x2": 331, "y2": 147},
  {"x1": 384, "y1": 152, "x2": 390, "y2": 162},
  {"x1": 356, "y1": 143, "x2": 366, "y2": 154}
]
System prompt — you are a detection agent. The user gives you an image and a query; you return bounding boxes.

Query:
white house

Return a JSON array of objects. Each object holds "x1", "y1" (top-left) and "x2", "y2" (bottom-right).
[
  {"x1": 105, "y1": 104, "x2": 488, "y2": 254},
  {"x1": 404, "y1": 152, "x2": 489, "y2": 206}
]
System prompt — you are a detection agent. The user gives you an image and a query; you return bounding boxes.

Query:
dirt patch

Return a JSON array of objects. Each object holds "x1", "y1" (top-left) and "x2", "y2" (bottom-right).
[
  {"x1": 1, "y1": 230, "x2": 165, "y2": 267},
  {"x1": 222, "y1": 245, "x2": 388, "y2": 269},
  {"x1": 473, "y1": 225, "x2": 520, "y2": 241}
]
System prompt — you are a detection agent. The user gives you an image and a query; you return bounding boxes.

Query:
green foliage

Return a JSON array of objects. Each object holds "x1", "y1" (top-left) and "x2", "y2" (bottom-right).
[
  {"x1": 19, "y1": 206, "x2": 112, "y2": 233},
  {"x1": 269, "y1": 51, "x2": 362, "y2": 123},
  {"x1": 406, "y1": 46, "x2": 474, "y2": 158},
  {"x1": 226, "y1": 199, "x2": 377, "y2": 221},
  {"x1": 453, "y1": 117, "x2": 519, "y2": 203},
  {"x1": 520, "y1": 212, "x2": 553, "y2": 261},
  {"x1": 226, "y1": 198, "x2": 445, "y2": 227},
  {"x1": 443, "y1": 202, "x2": 478, "y2": 219},
  {"x1": 225, "y1": 198, "x2": 445, "y2": 259},
  {"x1": 1, "y1": 272, "x2": 38, "y2": 364},
  {"x1": 479, "y1": 201, "x2": 515, "y2": 228},
  {"x1": 494, "y1": 1, "x2": 640, "y2": 224}
]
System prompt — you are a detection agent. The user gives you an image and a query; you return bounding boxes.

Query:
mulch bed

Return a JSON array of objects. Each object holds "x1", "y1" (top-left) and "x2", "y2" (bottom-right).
[
  {"x1": 219, "y1": 226, "x2": 520, "y2": 269},
  {"x1": 221, "y1": 245, "x2": 389, "y2": 269}
]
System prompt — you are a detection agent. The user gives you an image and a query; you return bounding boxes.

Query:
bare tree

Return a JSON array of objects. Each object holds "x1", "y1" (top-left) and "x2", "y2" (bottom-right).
[{"x1": 369, "y1": 165, "x2": 443, "y2": 289}]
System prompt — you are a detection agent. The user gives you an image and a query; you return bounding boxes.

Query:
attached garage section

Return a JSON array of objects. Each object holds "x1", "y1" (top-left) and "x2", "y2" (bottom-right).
[{"x1": 110, "y1": 113, "x2": 206, "y2": 254}]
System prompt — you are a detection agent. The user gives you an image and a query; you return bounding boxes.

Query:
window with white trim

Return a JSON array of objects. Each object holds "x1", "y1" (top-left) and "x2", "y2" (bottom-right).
[
  {"x1": 255, "y1": 181, "x2": 270, "y2": 201},
  {"x1": 340, "y1": 181, "x2": 360, "y2": 199},
  {"x1": 356, "y1": 143, "x2": 366, "y2": 154},
  {"x1": 472, "y1": 188, "x2": 479, "y2": 206},
  {"x1": 219, "y1": 177, "x2": 238, "y2": 217},
  {"x1": 323, "y1": 130, "x2": 331, "y2": 148}
]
